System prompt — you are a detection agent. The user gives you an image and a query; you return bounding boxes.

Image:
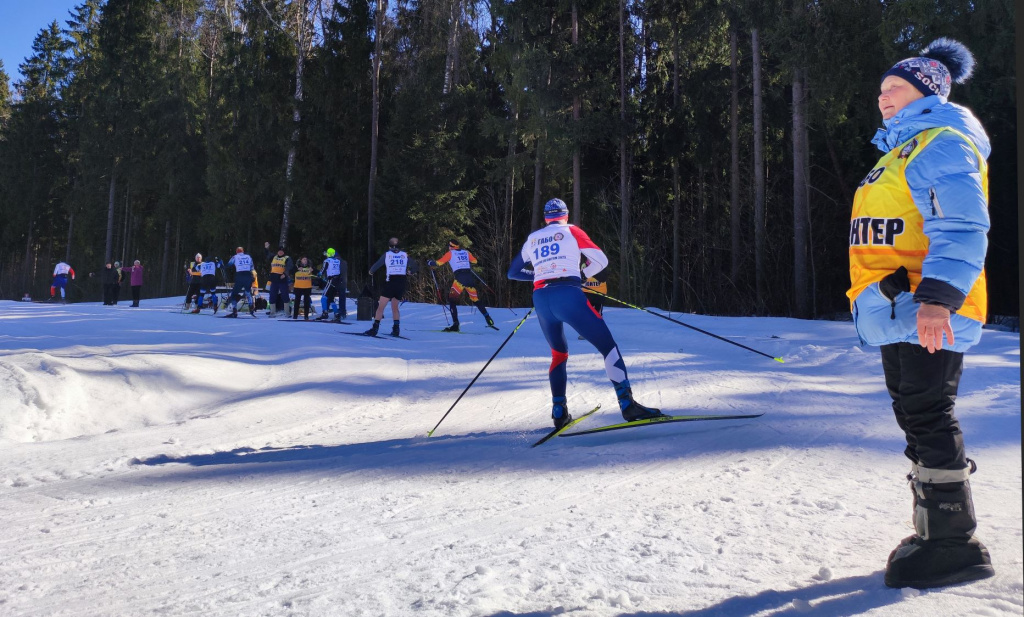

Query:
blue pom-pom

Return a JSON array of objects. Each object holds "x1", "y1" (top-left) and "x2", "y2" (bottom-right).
[{"x1": 922, "y1": 37, "x2": 975, "y2": 83}]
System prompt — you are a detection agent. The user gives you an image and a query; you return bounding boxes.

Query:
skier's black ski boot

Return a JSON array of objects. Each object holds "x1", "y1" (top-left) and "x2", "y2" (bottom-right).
[
  {"x1": 443, "y1": 322, "x2": 460, "y2": 332},
  {"x1": 615, "y1": 380, "x2": 664, "y2": 422},
  {"x1": 391, "y1": 320, "x2": 401, "y2": 337},
  {"x1": 885, "y1": 463, "x2": 994, "y2": 589},
  {"x1": 364, "y1": 320, "x2": 380, "y2": 336},
  {"x1": 551, "y1": 397, "x2": 572, "y2": 430}
]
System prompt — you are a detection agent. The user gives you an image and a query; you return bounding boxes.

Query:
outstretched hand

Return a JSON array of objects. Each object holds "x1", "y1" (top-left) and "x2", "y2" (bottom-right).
[{"x1": 917, "y1": 303, "x2": 954, "y2": 354}]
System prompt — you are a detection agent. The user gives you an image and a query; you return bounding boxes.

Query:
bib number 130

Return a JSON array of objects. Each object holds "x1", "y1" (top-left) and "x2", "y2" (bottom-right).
[{"x1": 533, "y1": 244, "x2": 560, "y2": 259}]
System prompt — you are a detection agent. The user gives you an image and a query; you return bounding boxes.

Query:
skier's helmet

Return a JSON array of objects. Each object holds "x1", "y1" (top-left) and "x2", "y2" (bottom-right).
[
  {"x1": 326, "y1": 248, "x2": 336, "y2": 258},
  {"x1": 543, "y1": 198, "x2": 569, "y2": 222}
]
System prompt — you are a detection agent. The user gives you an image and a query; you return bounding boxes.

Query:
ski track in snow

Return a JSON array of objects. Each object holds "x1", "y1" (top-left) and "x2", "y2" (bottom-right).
[{"x1": 0, "y1": 299, "x2": 1020, "y2": 616}]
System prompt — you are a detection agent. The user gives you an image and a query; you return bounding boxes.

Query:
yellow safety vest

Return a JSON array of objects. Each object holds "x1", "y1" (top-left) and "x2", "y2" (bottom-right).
[
  {"x1": 847, "y1": 127, "x2": 987, "y2": 323},
  {"x1": 583, "y1": 277, "x2": 608, "y2": 295},
  {"x1": 294, "y1": 267, "x2": 314, "y2": 289},
  {"x1": 271, "y1": 255, "x2": 289, "y2": 276}
]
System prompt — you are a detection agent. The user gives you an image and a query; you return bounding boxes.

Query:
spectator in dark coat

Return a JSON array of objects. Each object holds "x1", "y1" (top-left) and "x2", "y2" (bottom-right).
[{"x1": 100, "y1": 263, "x2": 119, "y2": 305}]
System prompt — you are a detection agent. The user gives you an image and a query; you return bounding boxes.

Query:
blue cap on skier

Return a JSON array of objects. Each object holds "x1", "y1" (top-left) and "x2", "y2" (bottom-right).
[{"x1": 543, "y1": 198, "x2": 569, "y2": 222}]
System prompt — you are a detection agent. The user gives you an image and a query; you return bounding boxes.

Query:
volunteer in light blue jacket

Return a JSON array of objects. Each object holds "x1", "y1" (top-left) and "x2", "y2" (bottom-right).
[{"x1": 847, "y1": 38, "x2": 994, "y2": 590}]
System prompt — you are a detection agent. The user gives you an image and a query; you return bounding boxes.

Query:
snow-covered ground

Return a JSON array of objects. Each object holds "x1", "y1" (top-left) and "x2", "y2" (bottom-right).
[{"x1": 0, "y1": 297, "x2": 1020, "y2": 617}]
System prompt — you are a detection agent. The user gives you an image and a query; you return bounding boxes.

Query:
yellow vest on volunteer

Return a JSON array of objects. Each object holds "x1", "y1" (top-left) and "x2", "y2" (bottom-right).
[
  {"x1": 583, "y1": 276, "x2": 608, "y2": 295},
  {"x1": 189, "y1": 262, "x2": 201, "y2": 278},
  {"x1": 294, "y1": 266, "x2": 314, "y2": 289},
  {"x1": 847, "y1": 127, "x2": 987, "y2": 323},
  {"x1": 271, "y1": 255, "x2": 289, "y2": 276}
]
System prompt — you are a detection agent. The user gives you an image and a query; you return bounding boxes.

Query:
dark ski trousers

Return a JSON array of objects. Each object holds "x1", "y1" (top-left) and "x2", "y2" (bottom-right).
[
  {"x1": 103, "y1": 284, "x2": 116, "y2": 305},
  {"x1": 185, "y1": 282, "x2": 202, "y2": 306},
  {"x1": 269, "y1": 278, "x2": 289, "y2": 311},
  {"x1": 293, "y1": 288, "x2": 312, "y2": 318},
  {"x1": 533, "y1": 284, "x2": 628, "y2": 399},
  {"x1": 880, "y1": 342, "x2": 966, "y2": 471}
]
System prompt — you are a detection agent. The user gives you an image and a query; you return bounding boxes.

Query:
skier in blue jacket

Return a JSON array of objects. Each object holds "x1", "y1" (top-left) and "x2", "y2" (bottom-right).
[{"x1": 847, "y1": 38, "x2": 993, "y2": 589}]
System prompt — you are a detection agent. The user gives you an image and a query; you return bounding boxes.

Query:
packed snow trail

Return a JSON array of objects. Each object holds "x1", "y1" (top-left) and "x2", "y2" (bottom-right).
[{"x1": 0, "y1": 299, "x2": 1019, "y2": 616}]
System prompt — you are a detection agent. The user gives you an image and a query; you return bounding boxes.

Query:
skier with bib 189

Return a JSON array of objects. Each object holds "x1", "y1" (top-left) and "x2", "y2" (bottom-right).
[
  {"x1": 427, "y1": 239, "x2": 496, "y2": 332},
  {"x1": 50, "y1": 261, "x2": 75, "y2": 303},
  {"x1": 507, "y1": 198, "x2": 663, "y2": 429}
]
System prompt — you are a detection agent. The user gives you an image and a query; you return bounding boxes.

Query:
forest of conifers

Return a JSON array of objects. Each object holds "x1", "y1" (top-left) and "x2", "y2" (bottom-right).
[{"x1": 0, "y1": 0, "x2": 1016, "y2": 318}]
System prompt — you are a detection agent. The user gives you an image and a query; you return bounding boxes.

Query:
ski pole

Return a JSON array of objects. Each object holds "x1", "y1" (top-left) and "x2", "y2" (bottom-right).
[
  {"x1": 588, "y1": 290, "x2": 784, "y2": 363},
  {"x1": 428, "y1": 267, "x2": 452, "y2": 325},
  {"x1": 427, "y1": 306, "x2": 535, "y2": 437},
  {"x1": 471, "y1": 269, "x2": 516, "y2": 316}
]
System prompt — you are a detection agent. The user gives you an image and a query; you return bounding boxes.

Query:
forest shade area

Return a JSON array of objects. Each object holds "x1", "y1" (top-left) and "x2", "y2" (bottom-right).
[{"x1": 0, "y1": 0, "x2": 1016, "y2": 318}]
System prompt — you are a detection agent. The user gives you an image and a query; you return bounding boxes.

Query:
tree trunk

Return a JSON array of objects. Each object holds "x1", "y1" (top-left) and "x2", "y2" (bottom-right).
[
  {"x1": 105, "y1": 163, "x2": 116, "y2": 263},
  {"x1": 571, "y1": 1, "x2": 581, "y2": 225},
  {"x1": 443, "y1": 0, "x2": 461, "y2": 95},
  {"x1": 160, "y1": 218, "x2": 171, "y2": 296},
  {"x1": 671, "y1": 22, "x2": 681, "y2": 311},
  {"x1": 65, "y1": 210, "x2": 74, "y2": 265},
  {"x1": 367, "y1": 0, "x2": 385, "y2": 264},
  {"x1": 531, "y1": 133, "x2": 544, "y2": 231},
  {"x1": 729, "y1": 24, "x2": 741, "y2": 285},
  {"x1": 752, "y1": 27, "x2": 766, "y2": 311},
  {"x1": 618, "y1": 0, "x2": 629, "y2": 291},
  {"x1": 792, "y1": 64, "x2": 809, "y2": 318},
  {"x1": 280, "y1": 1, "x2": 309, "y2": 249}
]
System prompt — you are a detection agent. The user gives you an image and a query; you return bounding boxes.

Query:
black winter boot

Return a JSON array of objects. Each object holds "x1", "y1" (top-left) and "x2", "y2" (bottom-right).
[
  {"x1": 884, "y1": 463, "x2": 994, "y2": 589},
  {"x1": 391, "y1": 320, "x2": 401, "y2": 336},
  {"x1": 551, "y1": 397, "x2": 572, "y2": 429},
  {"x1": 364, "y1": 320, "x2": 380, "y2": 336},
  {"x1": 615, "y1": 380, "x2": 664, "y2": 421}
]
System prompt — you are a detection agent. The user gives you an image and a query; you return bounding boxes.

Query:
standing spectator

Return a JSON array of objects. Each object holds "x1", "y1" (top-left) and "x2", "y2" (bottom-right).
[
  {"x1": 50, "y1": 261, "x2": 75, "y2": 303},
  {"x1": 184, "y1": 255, "x2": 204, "y2": 311},
  {"x1": 291, "y1": 256, "x2": 315, "y2": 319},
  {"x1": 112, "y1": 261, "x2": 123, "y2": 304},
  {"x1": 100, "y1": 262, "x2": 118, "y2": 305},
  {"x1": 122, "y1": 260, "x2": 144, "y2": 307},
  {"x1": 264, "y1": 242, "x2": 293, "y2": 317},
  {"x1": 847, "y1": 38, "x2": 993, "y2": 589}
]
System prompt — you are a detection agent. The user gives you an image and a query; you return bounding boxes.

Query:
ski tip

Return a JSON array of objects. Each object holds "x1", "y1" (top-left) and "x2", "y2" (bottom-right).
[{"x1": 774, "y1": 357, "x2": 785, "y2": 363}]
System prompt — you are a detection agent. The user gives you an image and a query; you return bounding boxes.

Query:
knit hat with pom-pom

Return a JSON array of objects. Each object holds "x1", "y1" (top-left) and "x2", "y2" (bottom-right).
[{"x1": 882, "y1": 38, "x2": 975, "y2": 98}]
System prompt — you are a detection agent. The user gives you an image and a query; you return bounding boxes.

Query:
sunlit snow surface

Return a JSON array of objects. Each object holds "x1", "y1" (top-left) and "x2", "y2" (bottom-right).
[{"x1": 1, "y1": 299, "x2": 1020, "y2": 616}]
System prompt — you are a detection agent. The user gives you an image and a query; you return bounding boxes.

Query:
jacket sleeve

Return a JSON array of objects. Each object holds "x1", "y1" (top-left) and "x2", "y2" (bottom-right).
[
  {"x1": 905, "y1": 132, "x2": 989, "y2": 310},
  {"x1": 368, "y1": 254, "x2": 386, "y2": 274},
  {"x1": 570, "y1": 227, "x2": 608, "y2": 279},
  {"x1": 507, "y1": 252, "x2": 534, "y2": 281}
]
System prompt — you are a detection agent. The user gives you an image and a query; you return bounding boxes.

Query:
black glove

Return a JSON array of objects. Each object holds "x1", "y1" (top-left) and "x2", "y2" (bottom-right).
[
  {"x1": 878, "y1": 266, "x2": 910, "y2": 302},
  {"x1": 878, "y1": 266, "x2": 910, "y2": 320}
]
